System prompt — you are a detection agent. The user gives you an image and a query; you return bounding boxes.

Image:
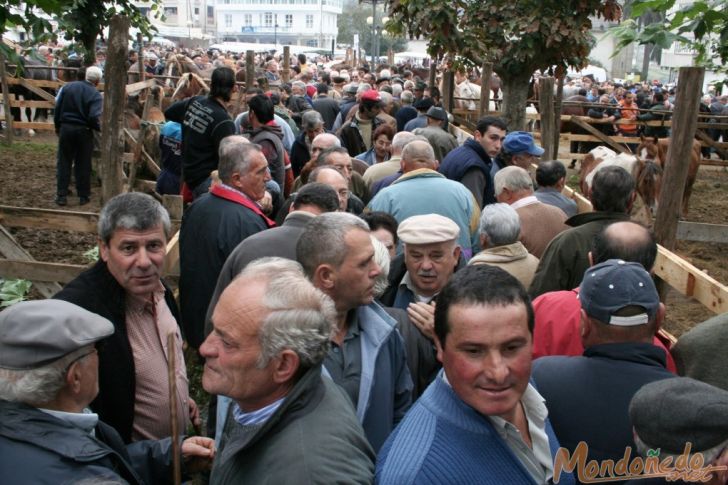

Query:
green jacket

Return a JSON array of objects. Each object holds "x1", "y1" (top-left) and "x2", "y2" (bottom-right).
[{"x1": 211, "y1": 365, "x2": 375, "y2": 484}]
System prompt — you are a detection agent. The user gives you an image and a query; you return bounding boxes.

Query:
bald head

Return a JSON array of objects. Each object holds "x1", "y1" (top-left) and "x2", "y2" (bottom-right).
[
  {"x1": 391, "y1": 131, "x2": 417, "y2": 156},
  {"x1": 309, "y1": 167, "x2": 349, "y2": 211},
  {"x1": 401, "y1": 140, "x2": 437, "y2": 173},
  {"x1": 311, "y1": 133, "x2": 341, "y2": 163},
  {"x1": 591, "y1": 221, "x2": 657, "y2": 271}
]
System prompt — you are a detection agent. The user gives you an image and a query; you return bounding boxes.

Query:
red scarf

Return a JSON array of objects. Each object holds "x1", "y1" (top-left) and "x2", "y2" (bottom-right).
[{"x1": 209, "y1": 184, "x2": 276, "y2": 228}]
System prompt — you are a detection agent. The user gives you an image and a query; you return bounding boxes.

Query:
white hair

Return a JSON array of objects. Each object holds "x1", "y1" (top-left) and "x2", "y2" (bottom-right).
[
  {"x1": 479, "y1": 203, "x2": 521, "y2": 246},
  {"x1": 494, "y1": 166, "x2": 533, "y2": 196},
  {"x1": 370, "y1": 236, "x2": 391, "y2": 298}
]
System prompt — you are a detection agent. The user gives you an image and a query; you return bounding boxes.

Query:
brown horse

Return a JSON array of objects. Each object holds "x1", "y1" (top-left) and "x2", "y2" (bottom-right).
[
  {"x1": 579, "y1": 146, "x2": 663, "y2": 223},
  {"x1": 636, "y1": 136, "x2": 701, "y2": 218}
]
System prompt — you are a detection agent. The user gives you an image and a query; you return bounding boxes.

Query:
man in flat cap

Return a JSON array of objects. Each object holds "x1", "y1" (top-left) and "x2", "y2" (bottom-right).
[
  {"x1": 531, "y1": 259, "x2": 675, "y2": 470},
  {"x1": 380, "y1": 214, "x2": 464, "y2": 341},
  {"x1": 627, "y1": 377, "x2": 728, "y2": 485},
  {"x1": 413, "y1": 106, "x2": 458, "y2": 162},
  {"x1": 56, "y1": 192, "x2": 197, "y2": 444},
  {"x1": 0, "y1": 300, "x2": 215, "y2": 484}
]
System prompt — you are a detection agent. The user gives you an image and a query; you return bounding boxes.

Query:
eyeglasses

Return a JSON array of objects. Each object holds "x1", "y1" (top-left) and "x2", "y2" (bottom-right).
[{"x1": 65, "y1": 347, "x2": 98, "y2": 373}]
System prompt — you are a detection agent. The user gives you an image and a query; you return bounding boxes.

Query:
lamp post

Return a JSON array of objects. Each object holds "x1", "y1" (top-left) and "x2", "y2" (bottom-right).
[
  {"x1": 274, "y1": 23, "x2": 279, "y2": 47},
  {"x1": 366, "y1": 15, "x2": 375, "y2": 68}
]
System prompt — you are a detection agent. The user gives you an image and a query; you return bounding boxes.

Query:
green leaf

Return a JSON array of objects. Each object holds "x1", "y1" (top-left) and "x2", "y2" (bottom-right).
[{"x1": 0, "y1": 279, "x2": 32, "y2": 307}]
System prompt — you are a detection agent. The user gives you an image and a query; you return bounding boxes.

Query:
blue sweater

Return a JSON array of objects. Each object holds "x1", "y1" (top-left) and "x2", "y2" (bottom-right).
[{"x1": 376, "y1": 373, "x2": 574, "y2": 484}]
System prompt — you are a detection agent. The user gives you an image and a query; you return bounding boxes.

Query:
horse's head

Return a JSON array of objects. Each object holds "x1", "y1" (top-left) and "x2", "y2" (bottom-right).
[
  {"x1": 636, "y1": 159, "x2": 663, "y2": 216},
  {"x1": 171, "y1": 72, "x2": 210, "y2": 100},
  {"x1": 637, "y1": 135, "x2": 660, "y2": 164}
]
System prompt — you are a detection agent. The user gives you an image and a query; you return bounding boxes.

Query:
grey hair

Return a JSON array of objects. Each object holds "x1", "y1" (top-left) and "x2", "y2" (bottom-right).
[
  {"x1": 357, "y1": 83, "x2": 372, "y2": 94},
  {"x1": 391, "y1": 131, "x2": 417, "y2": 154},
  {"x1": 312, "y1": 133, "x2": 341, "y2": 148},
  {"x1": 379, "y1": 91, "x2": 393, "y2": 105},
  {"x1": 292, "y1": 81, "x2": 306, "y2": 91},
  {"x1": 370, "y1": 235, "x2": 391, "y2": 298},
  {"x1": 400, "y1": 90, "x2": 414, "y2": 104},
  {"x1": 98, "y1": 192, "x2": 171, "y2": 244},
  {"x1": 479, "y1": 203, "x2": 521, "y2": 246},
  {"x1": 217, "y1": 137, "x2": 262, "y2": 183},
  {"x1": 297, "y1": 212, "x2": 370, "y2": 278},
  {"x1": 0, "y1": 347, "x2": 92, "y2": 406},
  {"x1": 236, "y1": 258, "x2": 336, "y2": 369},
  {"x1": 302, "y1": 110, "x2": 324, "y2": 131},
  {"x1": 391, "y1": 84, "x2": 403, "y2": 98},
  {"x1": 401, "y1": 140, "x2": 436, "y2": 168},
  {"x1": 494, "y1": 166, "x2": 534, "y2": 196}
]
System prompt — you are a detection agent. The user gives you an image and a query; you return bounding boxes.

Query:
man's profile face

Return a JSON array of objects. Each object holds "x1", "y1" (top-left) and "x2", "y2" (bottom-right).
[
  {"x1": 404, "y1": 241, "x2": 460, "y2": 298},
  {"x1": 326, "y1": 152, "x2": 353, "y2": 182},
  {"x1": 99, "y1": 225, "x2": 167, "y2": 297},
  {"x1": 435, "y1": 302, "x2": 532, "y2": 424},
  {"x1": 306, "y1": 124, "x2": 324, "y2": 143},
  {"x1": 330, "y1": 229, "x2": 380, "y2": 310},
  {"x1": 476, "y1": 125, "x2": 506, "y2": 158},
  {"x1": 200, "y1": 280, "x2": 278, "y2": 411},
  {"x1": 235, "y1": 150, "x2": 271, "y2": 201}
]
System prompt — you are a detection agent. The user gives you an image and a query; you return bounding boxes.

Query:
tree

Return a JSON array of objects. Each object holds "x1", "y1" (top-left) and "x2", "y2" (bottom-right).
[
  {"x1": 610, "y1": 0, "x2": 728, "y2": 77},
  {"x1": 338, "y1": 0, "x2": 407, "y2": 62},
  {"x1": 1, "y1": 0, "x2": 161, "y2": 65},
  {"x1": 386, "y1": 0, "x2": 622, "y2": 129}
]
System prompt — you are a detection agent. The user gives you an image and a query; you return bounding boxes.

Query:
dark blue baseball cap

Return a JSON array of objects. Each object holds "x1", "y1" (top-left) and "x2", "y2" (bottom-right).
[
  {"x1": 579, "y1": 259, "x2": 660, "y2": 326},
  {"x1": 503, "y1": 131, "x2": 544, "y2": 156}
]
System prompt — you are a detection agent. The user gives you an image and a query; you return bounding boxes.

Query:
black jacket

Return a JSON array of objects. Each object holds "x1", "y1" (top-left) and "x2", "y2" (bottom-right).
[
  {"x1": 54, "y1": 261, "x2": 181, "y2": 443},
  {"x1": 53, "y1": 80, "x2": 103, "y2": 131}
]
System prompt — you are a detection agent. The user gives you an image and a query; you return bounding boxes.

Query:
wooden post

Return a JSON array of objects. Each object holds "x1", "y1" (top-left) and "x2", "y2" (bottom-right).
[
  {"x1": 387, "y1": 49, "x2": 394, "y2": 66},
  {"x1": 0, "y1": 53, "x2": 14, "y2": 145},
  {"x1": 428, "y1": 59, "x2": 437, "y2": 89},
  {"x1": 552, "y1": 74, "x2": 565, "y2": 161},
  {"x1": 282, "y1": 46, "x2": 291, "y2": 83},
  {"x1": 654, "y1": 66, "x2": 705, "y2": 251},
  {"x1": 167, "y1": 333, "x2": 182, "y2": 485},
  {"x1": 245, "y1": 50, "x2": 255, "y2": 92},
  {"x1": 479, "y1": 62, "x2": 493, "y2": 117},
  {"x1": 137, "y1": 33, "x2": 144, "y2": 81},
  {"x1": 100, "y1": 15, "x2": 130, "y2": 203},
  {"x1": 442, "y1": 70, "x2": 454, "y2": 113},
  {"x1": 539, "y1": 77, "x2": 556, "y2": 161}
]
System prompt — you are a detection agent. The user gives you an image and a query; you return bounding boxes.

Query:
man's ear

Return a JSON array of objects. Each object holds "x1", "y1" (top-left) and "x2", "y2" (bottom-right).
[
  {"x1": 627, "y1": 190, "x2": 637, "y2": 212},
  {"x1": 587, "y1": 251, "x2": 594, "y2": 267},
  {"x1": 434, "y1": 334, "x2": 445, "y2": 364},
  {"x1": 452, "y1": 245, "x2": 461, "y2": 263},
  {"x1": 66, "y1": 361, "x2": 83, "y2": 395},
  {"x1": 653, "y1": 303, "x2": 666, "y2": 333},
  {"x1": 580, "y1": 309, "x2": 592, "y2": 340},
  {"x1": 313, "y1": 264, "x2": 336, "y2": 292},
  {"x1": 271, "y1": 349, "x2": 300, "y2": 384}
]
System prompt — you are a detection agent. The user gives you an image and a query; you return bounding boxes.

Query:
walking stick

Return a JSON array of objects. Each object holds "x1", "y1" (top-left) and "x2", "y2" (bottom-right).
[{"x1": 167, "y1": 332, "x2": 182, "y2": 485}]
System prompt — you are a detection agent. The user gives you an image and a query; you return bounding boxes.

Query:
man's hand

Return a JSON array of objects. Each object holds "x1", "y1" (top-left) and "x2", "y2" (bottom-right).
[
  {"x1": 182, "y1": 436, "x2": 216, "y2": 473},
  {"x1": 188, "y1": 398, "x2": 201, "y2": 432},
  {"x1": 407, "y1": 301, "x2": 436, "y2": 341},
  {"x1": 258, "y1": 191, "x2": 273, "y2": 214}
]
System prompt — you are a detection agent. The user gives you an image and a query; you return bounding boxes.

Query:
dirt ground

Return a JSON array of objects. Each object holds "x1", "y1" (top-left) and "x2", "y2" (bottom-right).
[{"x1": 1, "y1": 133, "x2": 727, "y2": 338}]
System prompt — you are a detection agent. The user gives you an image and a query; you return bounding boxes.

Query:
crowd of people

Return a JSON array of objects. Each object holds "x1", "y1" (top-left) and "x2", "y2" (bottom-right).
[{"x1": 3, "y1": 44, "x2": 728, "y2": 484}]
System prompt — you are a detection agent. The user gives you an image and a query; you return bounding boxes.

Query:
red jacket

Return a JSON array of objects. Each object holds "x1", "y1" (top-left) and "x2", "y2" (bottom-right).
[{"x1": 532, "y1": 288, "x2": 677, "y2": 373}]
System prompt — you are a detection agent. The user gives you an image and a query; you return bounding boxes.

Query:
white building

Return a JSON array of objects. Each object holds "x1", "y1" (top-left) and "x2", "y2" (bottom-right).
[{"x1": 215, "y1": 0, "x2": 342, "y2": 48}]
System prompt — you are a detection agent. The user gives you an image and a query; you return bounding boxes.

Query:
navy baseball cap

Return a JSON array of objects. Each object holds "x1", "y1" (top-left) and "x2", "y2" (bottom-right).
[
  {"x1": 579, "y1": 259, "x2": 660, "y2": 326},
  {"x1": 503, "y1": 131, "x2": 545, "y2": 156}
]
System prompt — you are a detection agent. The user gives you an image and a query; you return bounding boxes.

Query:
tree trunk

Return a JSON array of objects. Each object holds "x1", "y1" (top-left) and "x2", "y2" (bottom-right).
[
  {"x1": 99, "y1": 15, "x2": 130, "y2": 203},
  {"x1": 641, "y1": 44, "x2": 652, "y2": 81},
  {"x1": 499, "y1": 72, "x2": 532, "y2": 131}
]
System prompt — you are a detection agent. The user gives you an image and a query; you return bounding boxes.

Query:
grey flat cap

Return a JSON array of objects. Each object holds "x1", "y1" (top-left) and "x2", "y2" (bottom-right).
[
  {"x1": 0, "y1": 300, "x2": 114, "y2": 370},
  {"x1": 630, "y1": 377, "x2": 728, "y2": 454},
  {"x1": 398, "y1": 214, "x2": 460, "y2": 245}
]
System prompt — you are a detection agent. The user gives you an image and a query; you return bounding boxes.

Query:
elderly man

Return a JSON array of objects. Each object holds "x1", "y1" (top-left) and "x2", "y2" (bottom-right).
[
  {"x1": 53, "y1": 65, "x2": 103, "y2": 206},
  {"x1": 0, "y1": 300, "x2": 214, "y2": 485},
  {"x1": 377, "y1": 265, "x2": 573, "y2": 485},
  {"x1": 367, "y1": 140, "x2": 481, "y2": 259},
  {"x1": 439, "y1": 116, "x2": 508, "y2": 209},
  {"x1": 179, "y1": 139, "x2": 274, "y2": 349},
  {"x1": 290, "y1": 110, "x2": 325, "y2": 176},
  {"x1": 534, "y1": 160, "x2": 578, "y2": 217},
  {"x1": 201, "y1": 259, "x2": 375, "y2": 483},
  {"x1": 412, "y1": 106, "x2": 458, "y2": 162},
  {"x1": 297, "y1": 212, "x2": 413, "y2": 452},
  {"x1": 55, "y1": 193, "x2": 195, "y2": 443},
  {"x1": 295, "y1": 146, "x2": 369, "y2": 201},
  {"x1": 0, "y1": 300, "x2": 215, "y2": 484},
  {"x1": 628, "y1": 378, "x2": 728, "y2": 485},
  {"x1": 499, "y1": 131, "x2": 545, "y2": 171},
  {"x1": 530, "y1": 165, "x2": 635, "y2": 297},
  {"x1": 495, "y1": 166, "x2": 568, "y2": 259},
  {"x1": 380, "y1": 214, "x2": 463, "y2": 338},
  {"x1": 363, "y1": 131, "x2": 416, "y2": 190},
  {"x1": 532, "y1": 259, "x2": 675, "y2": 469},
  {"x1": 469, "y1": 203, "x2": 539, "y2": 287}
]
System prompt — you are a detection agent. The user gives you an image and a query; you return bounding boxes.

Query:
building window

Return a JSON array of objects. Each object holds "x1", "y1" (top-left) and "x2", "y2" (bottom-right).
[
  {"x1": 285, "y1": 14, "x2": 293, "y2": 28},
  {"x1": 305, "y1": 14, "x2": 313, "y2": 29},
  {"x1": 225, "y1": 14, "x2": 232, "y2": 28},
  {"x1": 244, "y1": 13, "x2": 252, "y2": 26},
  {"x1": 265, "y1": 12, "x2": 273, "y2": 27},
  {"x1": 163, "y1": 7, "x2": 177, "y2": 15},
  {"x1": 194, "y1": 7, "x2": 199, "y2": 14}
]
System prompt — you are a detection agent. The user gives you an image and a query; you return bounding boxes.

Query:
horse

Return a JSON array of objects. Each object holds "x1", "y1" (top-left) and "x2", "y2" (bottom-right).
[
  {"x1": 560, "y1": 95, "x2": 591, "y2": 166},
  {"x1": 579, "y1": 146, "x2": 662, "y2": 225},
  {"x1": 636, "y1": 136, "x2": 701, "y2": 218},
  {"x1": 8, "y1": 52, "x2": 55, "y2": 135}
]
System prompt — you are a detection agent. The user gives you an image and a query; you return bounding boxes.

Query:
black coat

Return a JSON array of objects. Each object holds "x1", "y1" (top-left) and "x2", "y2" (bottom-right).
[{"x1": 54, "y1": 261, "x2": 181, "y2": 444}]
